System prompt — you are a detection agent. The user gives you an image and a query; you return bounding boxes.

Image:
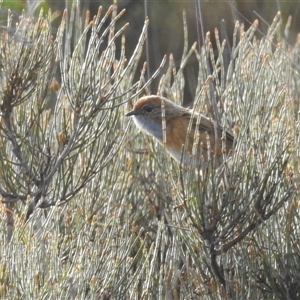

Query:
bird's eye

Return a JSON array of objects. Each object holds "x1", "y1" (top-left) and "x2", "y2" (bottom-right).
[{"x1": 142, "y1": 105, "x2": 153, "y2": 113}]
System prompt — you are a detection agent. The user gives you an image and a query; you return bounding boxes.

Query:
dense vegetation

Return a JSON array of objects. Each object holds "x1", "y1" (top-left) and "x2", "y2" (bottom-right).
[{"x1": 0, "y1": 3, "x2": 299, "y2": 299}]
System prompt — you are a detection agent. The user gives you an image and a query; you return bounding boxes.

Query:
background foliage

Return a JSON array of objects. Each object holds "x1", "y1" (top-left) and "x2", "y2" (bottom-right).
[{"x1": 0, "y1": 1, "x2": 299, "y2": 299}]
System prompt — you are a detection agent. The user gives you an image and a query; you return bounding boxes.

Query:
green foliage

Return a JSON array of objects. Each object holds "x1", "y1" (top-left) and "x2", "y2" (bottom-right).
[{"x1": 0, "y1": 4, "x2": 299, "y2": 300}]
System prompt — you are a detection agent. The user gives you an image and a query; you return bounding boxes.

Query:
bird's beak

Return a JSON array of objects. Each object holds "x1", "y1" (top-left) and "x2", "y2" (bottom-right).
[{"x1": 125, "y1": 110, "x2": 137, "y2": 116}]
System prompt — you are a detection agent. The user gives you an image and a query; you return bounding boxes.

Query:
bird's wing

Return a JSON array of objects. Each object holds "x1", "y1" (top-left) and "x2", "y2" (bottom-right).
[{"x1": 182, "y1": 112, "x2": 234, "y2": 154}]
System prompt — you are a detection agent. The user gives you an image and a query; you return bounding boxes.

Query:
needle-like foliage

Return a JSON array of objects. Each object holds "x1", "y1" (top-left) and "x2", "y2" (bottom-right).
[{"x1": 0, "y1": 4, "x2": 299, "y2": 300}]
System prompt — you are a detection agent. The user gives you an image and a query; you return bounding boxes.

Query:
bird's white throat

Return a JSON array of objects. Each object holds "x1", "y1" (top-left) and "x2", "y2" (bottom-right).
[{"x1": 132, "y1": 115, "x2": 163, "y2": 142}]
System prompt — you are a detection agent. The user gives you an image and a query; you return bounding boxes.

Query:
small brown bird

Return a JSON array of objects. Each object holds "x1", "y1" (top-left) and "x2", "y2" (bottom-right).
[{"x1": 126, "y1": 95, "x2": 234, "y2": 167}]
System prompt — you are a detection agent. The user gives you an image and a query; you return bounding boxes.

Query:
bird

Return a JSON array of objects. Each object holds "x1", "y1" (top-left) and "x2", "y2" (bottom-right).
[{"x1": 126, "y1": 95, "x2": 234, "y2": 168}]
